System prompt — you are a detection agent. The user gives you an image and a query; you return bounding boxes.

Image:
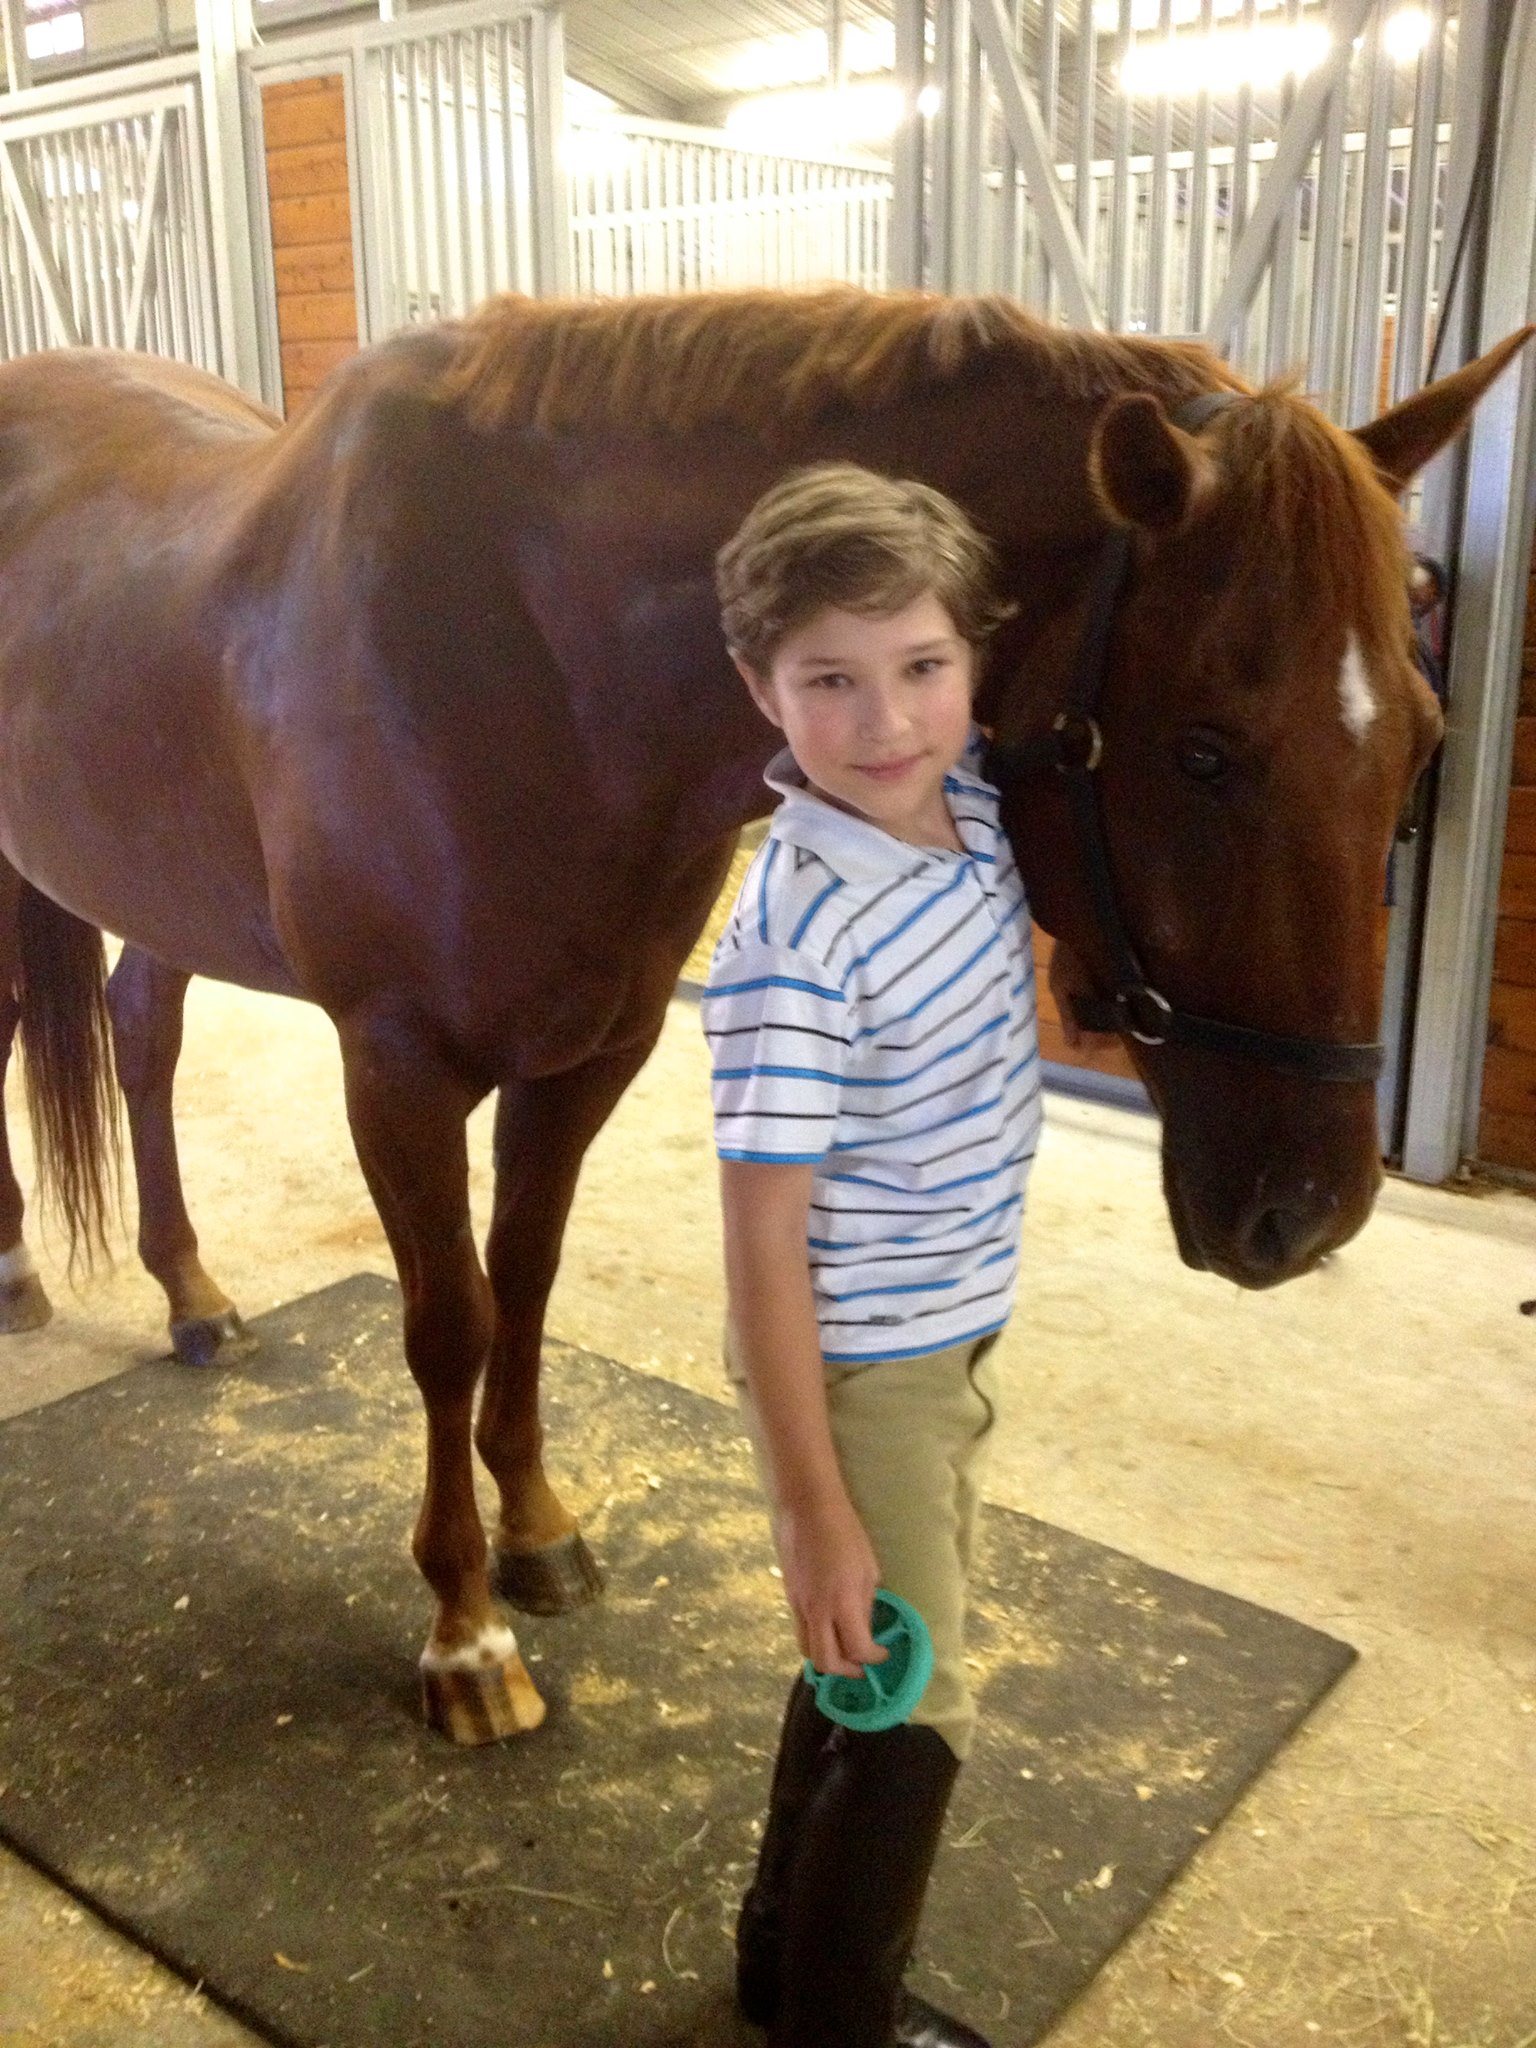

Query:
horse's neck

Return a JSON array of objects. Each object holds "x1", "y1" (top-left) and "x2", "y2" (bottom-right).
[{"x1": 820, "y1": 371, "x2": 1112, "y2": 728}]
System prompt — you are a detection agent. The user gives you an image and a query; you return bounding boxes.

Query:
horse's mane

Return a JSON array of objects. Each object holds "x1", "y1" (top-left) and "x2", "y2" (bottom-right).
[
  {"x1": 436, "y1": 287, "x2": 1249, "y2": 438},
  {"x1": 430, "y1": 288, "x2": 1405, "y2": 647}
]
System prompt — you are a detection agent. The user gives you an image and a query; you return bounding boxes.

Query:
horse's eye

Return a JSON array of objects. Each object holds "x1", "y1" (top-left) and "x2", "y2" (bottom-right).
[{"x1": 1177, "y1": 733, "x2": 1228, "y2": 782}]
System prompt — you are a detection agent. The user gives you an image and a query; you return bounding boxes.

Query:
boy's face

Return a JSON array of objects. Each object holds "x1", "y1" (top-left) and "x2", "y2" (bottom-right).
[{"x1": 735, "y1": 593, "x2": 975, "y2": 845}]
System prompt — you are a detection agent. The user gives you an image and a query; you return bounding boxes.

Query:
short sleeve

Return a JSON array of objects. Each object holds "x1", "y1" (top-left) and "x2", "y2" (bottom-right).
[{"x1": 701, "y1": 940, "x2": 849, "y2": 1164}]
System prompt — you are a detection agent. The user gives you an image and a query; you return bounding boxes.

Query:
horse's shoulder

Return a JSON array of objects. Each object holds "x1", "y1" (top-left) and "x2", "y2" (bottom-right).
[{"x1": 215, "y1": 327, "x2": 493, "y2": 610}]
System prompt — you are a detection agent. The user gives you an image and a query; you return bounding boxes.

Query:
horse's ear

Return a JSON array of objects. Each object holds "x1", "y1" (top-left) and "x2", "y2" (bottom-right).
[
  {"x1": 1351, "y1": 325, "x2": 1536, "y2": 494},
  {"x1": 1090, "y1": 394, "x2": 1216, "y2": 532}
]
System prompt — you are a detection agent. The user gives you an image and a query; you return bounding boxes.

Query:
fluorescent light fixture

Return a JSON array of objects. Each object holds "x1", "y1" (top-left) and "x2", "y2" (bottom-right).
[
  {"x1": 716, "y1": 21, "x2": 896, "y2": 95},
  {"x1": 565, "y1": 122, "x2": 637, "y2": 178},
  {"x1": 1384, "y1": 4, "x2": 1433, "y2": 61},
  {"x1": 725, "y1": 82, "x2": 903, "y2": 151},
  {"x1": 1120, "y1": 17, "x2": 1330, "y2": 93},
  {"x1": 24, "y1": 7, "x2": 82, "y2": 58},
  {"x1": 1094, "y1": 0, "x2": 1300, "y2": 31}
]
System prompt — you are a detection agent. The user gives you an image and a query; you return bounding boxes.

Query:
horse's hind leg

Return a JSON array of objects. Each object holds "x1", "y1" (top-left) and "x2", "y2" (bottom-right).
[
  {"x1": 106, "y1": 946, "x2": 243, "y2": 1365},
  {"x1": 478, "y1": 1041, "x2": 657, "y2": 1615},
  {"x1": 340, "y1": 1011, "x2": 545, "y2": 1745},
  {"x1": 0, "y1": 869, "x2": 52, "y2": 1332}
]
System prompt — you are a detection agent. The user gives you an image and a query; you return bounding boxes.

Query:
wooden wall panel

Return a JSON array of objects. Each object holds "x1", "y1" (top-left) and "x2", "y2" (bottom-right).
[
  {"x1": 1478, "y1": 534, "x2": 1536, "y2": 1173},
  {"x1": 261, "y1": 76, "x2": 358, "y2": 417}
]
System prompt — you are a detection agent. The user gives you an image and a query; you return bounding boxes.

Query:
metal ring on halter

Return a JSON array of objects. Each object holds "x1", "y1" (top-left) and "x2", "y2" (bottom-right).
[
  {"x1": 1052, "y1": 711, "x2": 1104, "y2": 773},
  {"x1": 1118, "y1": 984, "x2": 1174, "y2": 1045}
]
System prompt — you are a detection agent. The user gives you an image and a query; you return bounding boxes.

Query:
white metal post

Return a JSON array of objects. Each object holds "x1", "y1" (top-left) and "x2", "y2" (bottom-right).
[
  {"x1": 969, "y1": 0, "x2": 1100, "y2": 327},
  {"x1": 524, "y1": 0, "x2": 569, "y2": 296},
  {"x1": 1401, "y1": 0, "x2": 1536, "y2": 1181},
  {"x1": 195, "y1": 0, "x2": 263, "y2": 393},
  {"x1": 2, "y1": 0, "x2": 32, "y2": 96},
  {"x1": 890, "y1": 0, "x2": 926, "y2": 289}
]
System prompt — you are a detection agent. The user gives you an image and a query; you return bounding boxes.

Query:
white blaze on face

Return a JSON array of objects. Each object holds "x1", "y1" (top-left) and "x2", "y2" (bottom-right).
[{"x1": 1338, "y1": 632, "x2": 1379, "y2": 743}]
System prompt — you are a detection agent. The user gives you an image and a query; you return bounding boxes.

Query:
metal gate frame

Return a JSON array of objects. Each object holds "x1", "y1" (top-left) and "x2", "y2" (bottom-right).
[
  {"x1": 241, "y1": 0, "x2": 569, "y2": 413},
  {"x1": 1400, "y1": 0, "x2": 1536, "y2": 1181},
  {"x1": 891, "y1": 0, "x2": 1536, "y2": 1180},
  {"x1": 0, "y1": 54, "x2": 219, "y2": 368}
]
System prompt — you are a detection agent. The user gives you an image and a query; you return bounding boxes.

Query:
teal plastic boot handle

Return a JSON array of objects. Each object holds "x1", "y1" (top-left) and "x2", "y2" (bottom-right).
[{"x1": 802, "y1": 1589, "x2": 934, "y2": 1732}]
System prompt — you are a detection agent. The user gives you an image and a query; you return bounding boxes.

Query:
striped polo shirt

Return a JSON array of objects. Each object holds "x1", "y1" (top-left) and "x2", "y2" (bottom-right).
[{"x1": 703, "y1": 739, "x2": 1042, "y2": 1363}]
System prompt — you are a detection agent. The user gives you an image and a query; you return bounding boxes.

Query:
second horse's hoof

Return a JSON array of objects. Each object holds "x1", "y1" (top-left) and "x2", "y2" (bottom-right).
[
  {"x1": 421, "y1": 1628, "x2": 547, "y2": 1744},
  {"x1": 0, "y1": 1273, "x2": 52, "y2": 1334},
  {"x1": 493, "y1": 1531, "x2": 605, "y2": 1616},
  {"x1": 170, "y1": 1308, "x2": 249, "y2": 1368}
]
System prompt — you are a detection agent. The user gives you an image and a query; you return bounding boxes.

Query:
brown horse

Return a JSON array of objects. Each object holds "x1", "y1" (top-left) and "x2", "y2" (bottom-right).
[{"x1": 0, "y1": 291, "x2": 1526, "y2": 1743}]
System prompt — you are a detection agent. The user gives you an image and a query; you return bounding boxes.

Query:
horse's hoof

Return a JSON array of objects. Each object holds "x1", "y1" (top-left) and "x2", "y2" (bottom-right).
[
  {"x1": 0, "y1": 1274, "x2": 52, "y2": 1334},
  {"x1": 420, "y1": 1635, "x2": 547, "y2": 1745},
  {"x1": 170, "y1": 1308, "x2": 248, "y2": 1368},
  {"x1": 493, "y1": 1531, "x2": 605, "y2": 1616}
]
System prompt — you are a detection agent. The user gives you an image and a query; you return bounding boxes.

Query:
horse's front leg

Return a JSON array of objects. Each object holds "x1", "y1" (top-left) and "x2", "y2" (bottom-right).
[
  {"x1": 106, "y1": 947, "x2": 243, "y2": 1365},
  {"x1": 0, "y1": 988, "x2": 52, "y2": 1333},
  {"x1": 340, "y1": 1014, "x2": 546, "y2": 1744},
  {"x1": 0, "y1": 866, "x2": 51, "y2": 1331},
  {"x1": 479, "y1": 1044, "x2": 655, "y2": 1615}
]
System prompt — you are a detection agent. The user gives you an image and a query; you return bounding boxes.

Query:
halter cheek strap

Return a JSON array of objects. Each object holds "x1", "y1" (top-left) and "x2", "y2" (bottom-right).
[{"x1": 985, "y1": 391, "x2": 1386, "y2": 1088}]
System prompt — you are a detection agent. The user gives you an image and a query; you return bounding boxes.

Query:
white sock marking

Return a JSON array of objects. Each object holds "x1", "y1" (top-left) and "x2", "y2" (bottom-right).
[
  {"x1": 0, "y1": 1244, "x2": 37, "y2": 1286},
  {"x1": 420, "y1": 1622, "x2": 520, "y2": 1674},
  {"x1": 1338, "y1": 633, "x2": 1379, "y2": 742}
]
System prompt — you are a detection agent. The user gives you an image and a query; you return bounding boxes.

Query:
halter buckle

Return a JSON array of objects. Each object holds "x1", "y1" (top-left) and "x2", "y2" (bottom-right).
[
  {"x1": 1116, "y1": 984, "x2": 1174, "y2": 1045},
  {"x1": 1052, "y1": 711, "x2": 1104, "y2": 774}
]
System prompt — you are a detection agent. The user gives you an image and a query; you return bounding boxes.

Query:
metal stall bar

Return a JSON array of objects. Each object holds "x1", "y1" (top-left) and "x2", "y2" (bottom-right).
[
  {"x1": 1184, "y1": 0, "x2": 1215, "y2": 331},
  {"x1": 1401, "y1": 0, "x2": 1536, "y2": 1181},
  {"x1": 1306, "y1": 64, "x2": 1349, "y2": 414},
  {"x1": 970, "y1": 0, "x2": 1101, "y2": 324},
  {"x1": 1263, "y1": 0, "x2": 1302, "y2": 377},
  {"x1": 1391, "y1": 2, "x2": 1446, "y2": 401},
  {"x1": 1203, "y1": 0, "x2": 1377, "y2": 358},
  {"x1": 1107, "y1": 0, "x2": 1131, "y2": 328},
  {"x1": 1345, "y1": 12, "x2": 1393, "y2": 425},
  {"x1": 0, "y1": 140, "x2": 79, "y2": 343},
  {"x1": 523, "y1": 0, "x2": 569, "y2": 295},
  {"x1": 194, "y1": 0, "x2": 261, "y2": 393},
  {"x1": 1145, "y1": 0, "x2": 1173, "y2": 337}
]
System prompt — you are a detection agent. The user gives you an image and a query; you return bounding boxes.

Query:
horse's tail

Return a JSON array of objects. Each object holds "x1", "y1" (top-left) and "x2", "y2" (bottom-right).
[{"x1": 15, "y1": 882, "x2": 120, "y2": 1270}]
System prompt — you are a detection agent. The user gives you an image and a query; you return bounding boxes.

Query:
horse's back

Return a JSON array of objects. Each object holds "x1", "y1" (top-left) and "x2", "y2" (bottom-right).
[{"x1": 0, "y1": 350, "x2": 298, "y2": 992}]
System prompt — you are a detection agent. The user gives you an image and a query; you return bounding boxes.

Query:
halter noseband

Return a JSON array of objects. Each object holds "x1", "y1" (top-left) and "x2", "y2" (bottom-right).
[{"x1": 984, "y1": 390, "x2": 1386, "y2": 1087}]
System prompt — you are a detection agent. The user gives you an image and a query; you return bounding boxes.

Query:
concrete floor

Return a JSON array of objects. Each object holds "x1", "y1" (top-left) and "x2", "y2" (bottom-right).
[{"x1": 1, "y1": 980, "x2": 1534, "y2": 2048}]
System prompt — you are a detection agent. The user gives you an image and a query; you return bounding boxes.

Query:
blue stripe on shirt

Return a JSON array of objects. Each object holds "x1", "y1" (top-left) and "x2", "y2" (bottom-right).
[
  {"x1": 790, "y1": 875, "x2": 846, "y2": 947},
  {"x1": 702, "y1": 975, "x2": 846, "y2": 1004}
]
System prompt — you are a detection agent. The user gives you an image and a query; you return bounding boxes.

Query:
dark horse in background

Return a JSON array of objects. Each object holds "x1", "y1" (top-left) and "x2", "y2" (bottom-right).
[{"x1": 0, "y1": 290, "x2": 1526, "y2": 1742}]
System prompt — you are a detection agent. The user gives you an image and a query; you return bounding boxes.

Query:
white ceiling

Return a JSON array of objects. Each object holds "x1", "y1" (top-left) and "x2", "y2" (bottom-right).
[{"x1": 565, "y1": 0, "x2": 891, "y2": 122}]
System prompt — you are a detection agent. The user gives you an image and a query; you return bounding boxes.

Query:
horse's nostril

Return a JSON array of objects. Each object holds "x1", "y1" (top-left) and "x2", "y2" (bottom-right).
[{"x1": 1248, "y1": 1204, "x2": 1328, "y2": 1275}]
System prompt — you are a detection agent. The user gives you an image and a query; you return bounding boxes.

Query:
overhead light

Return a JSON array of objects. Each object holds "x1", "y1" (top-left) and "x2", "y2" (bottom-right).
[
  {"x1": 565, "y1": 123, "x2": 636, "y2": 178},
  {"x1": 1094, "y1": 0, "x2": 1303, "y2": 31},
  {"x1": 725, "y1": 82, "x2": 903, "y2": 151},
  {"x1": 716, "y1": 21, "x2": 896, "y2": 95},
  {"x1": 1383, "y1": 4, "x2": 1433, "y2": 61},
  {"x1": 1120, "y1": 17, "x2": 1330, "y2": 93},
  {"x1": 917, "y1": 84, "x2": 943, "y2": 115}
]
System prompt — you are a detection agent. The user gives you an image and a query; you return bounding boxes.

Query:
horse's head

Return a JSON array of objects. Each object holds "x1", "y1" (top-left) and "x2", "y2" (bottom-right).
[{"x1": 994, "y1": 329, "x2": 1533, "y2": 1288}]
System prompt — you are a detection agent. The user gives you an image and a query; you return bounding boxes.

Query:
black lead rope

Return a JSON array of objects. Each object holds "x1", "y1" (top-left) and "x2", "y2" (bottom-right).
[{"x1": 985, "y1": 391, "x2": 1387, "y2": 1086}]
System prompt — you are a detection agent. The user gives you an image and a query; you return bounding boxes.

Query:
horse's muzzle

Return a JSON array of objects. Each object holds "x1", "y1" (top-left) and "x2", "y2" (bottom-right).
[{"x1": 1161, "y1": 1111, "x2": 1382, "y2": 1289}]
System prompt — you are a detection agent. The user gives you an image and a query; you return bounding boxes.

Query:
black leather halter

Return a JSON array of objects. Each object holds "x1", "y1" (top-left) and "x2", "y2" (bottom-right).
[{"x1": 984, "y1": 390, "x2": 1386, "y2": 1087}]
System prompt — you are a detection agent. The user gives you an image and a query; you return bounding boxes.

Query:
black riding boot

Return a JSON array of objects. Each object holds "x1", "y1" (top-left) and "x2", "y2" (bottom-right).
[
  {"x1": 737, "y1": 1679, "x2": 838, "y2": 2025},
  {"x1": 765, "y1": 1719, "x2": 992, "y2": 2048}
]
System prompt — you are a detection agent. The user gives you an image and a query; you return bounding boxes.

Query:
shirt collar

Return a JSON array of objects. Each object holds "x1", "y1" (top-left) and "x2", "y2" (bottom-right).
[{"x1": 762, "y1": 734, "x2": 1001, "y2": 884}]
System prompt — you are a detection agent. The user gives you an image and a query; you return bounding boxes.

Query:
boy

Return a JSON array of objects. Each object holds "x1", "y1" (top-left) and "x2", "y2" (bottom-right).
[{"x1": 703, "y1": 463, "x2": 1041, "y2": 2048}]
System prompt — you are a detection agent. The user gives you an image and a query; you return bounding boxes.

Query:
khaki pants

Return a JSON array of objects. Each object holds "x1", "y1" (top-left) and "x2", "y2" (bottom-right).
[{"x1": 728, "y1": 1332, "x2": 1001, "y2": 1762}]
